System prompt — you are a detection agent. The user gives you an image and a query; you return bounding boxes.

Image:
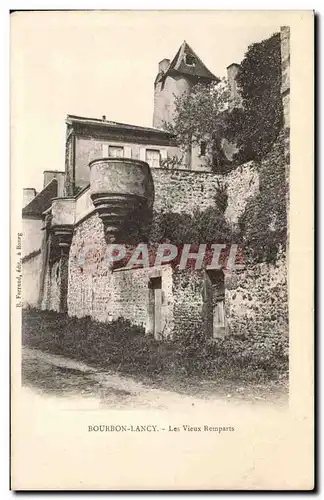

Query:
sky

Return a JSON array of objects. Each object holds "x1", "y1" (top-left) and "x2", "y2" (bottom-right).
[{"x1": 11, "y1": 11, "x2": 281, "y2": 192}]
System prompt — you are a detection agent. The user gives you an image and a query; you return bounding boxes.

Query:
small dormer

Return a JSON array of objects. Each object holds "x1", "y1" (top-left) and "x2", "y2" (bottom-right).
[{"x1": 184, "y1": 53, "x2": 196, "y2": 67}]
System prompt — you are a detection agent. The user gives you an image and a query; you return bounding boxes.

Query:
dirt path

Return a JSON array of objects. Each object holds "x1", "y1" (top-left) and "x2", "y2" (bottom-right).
[
  {"x1": 22, "y1": 346, "x2": 288, "y2": 410},
  {"x1": 21, "y1": 346, "x2": 227, "y2": 410}
]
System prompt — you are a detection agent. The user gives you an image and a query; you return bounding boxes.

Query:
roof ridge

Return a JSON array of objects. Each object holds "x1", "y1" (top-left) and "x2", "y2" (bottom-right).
[{"x1": 66, "y1": 115, "x2": 173, "y2": 135}]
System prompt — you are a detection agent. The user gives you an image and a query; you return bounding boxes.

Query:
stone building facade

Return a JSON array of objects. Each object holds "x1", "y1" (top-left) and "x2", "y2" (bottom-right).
[{"x1": 22, "y1": 29, "x2": 290, "y2": 341}]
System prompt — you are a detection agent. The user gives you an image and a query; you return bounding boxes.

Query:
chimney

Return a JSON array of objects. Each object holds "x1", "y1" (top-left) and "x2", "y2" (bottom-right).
[
  {"x1": 23, "y1": 188, "x2": 36, "y2": 207},
  {"x1": 158, "y1": 58, "x2": 170, "y2": 73},
  {"x1": 102, "y1": 115, "x2": 106, "y2": 121},
  {"x1": 153, "y1": 58, "x2": 171, "y2": 128},
  {"x1": 227, "y1": 63, "x2": 242, "y2": 110},
  {"x1": 43, "y1": 171, "x2": 65, "y2": 197}
]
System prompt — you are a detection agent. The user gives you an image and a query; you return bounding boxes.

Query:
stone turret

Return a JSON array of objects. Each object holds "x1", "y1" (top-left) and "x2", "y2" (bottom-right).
[{"x1": 89, "y1": 158, "x2": 154, "y2": 242}]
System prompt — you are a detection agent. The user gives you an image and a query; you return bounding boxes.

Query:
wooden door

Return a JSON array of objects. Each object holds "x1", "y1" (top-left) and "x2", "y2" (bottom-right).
[
  {"x1": 149, "y1": 277, "x2": 162, "y2": 340},
  {"x1": 154, "y1": 285, "x2": 162, "y2": 339},
  {"x1": 205, "y1": 270, "x2": 226, "y2": 338}
]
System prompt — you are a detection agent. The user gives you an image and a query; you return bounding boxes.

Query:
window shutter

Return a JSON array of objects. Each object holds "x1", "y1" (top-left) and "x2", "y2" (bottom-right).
[
  {"x1": 102, "y1": 144, "x2": 109, "y2": 157},
  {"x1": 160, "y1": 149, "x2": 167, "y2": 161},
  {"x1": 140, "y1": 148, "x2": 146, "y2": 162},
  {"x1": 124, "y1": 146, "x2": 132, "y2": 159}
]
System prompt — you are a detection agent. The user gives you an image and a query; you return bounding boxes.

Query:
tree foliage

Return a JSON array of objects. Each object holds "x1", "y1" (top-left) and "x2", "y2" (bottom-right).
[
  {"x1": 163, "y1": 79, "x2": 230, "y2": 159},
  {"x1": 149, "y1": 206, "x2": 234, "y2": 246},
  {"x1": 226, "y1": 31, "x2": 284, "y2": 161},
  {"x1": 238, "y1": 130, "x2": 288, "y2": 264},
  {"x1": 167, "y1": 32, "x2": 283, "y2": 166}
]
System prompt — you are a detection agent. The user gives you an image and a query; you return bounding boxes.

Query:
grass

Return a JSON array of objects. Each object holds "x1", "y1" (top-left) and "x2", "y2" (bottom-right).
[{"x1": 22, "y1": 308, "x2": 289, "y2": 401}]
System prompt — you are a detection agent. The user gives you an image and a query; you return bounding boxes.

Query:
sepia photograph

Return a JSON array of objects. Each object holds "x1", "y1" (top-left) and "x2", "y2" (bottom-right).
[{"x1": 10, "y1": 10, "x2": 314, "y2": 490}]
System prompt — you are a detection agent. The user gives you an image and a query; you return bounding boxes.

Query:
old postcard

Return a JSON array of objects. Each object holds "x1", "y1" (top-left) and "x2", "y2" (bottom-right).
[{"x1": 11, "y1": 10, "x2": 314, "y2": 490}]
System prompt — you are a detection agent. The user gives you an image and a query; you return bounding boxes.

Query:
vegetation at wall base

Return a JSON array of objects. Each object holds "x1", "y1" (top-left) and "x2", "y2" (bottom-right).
[{"x1": 22, "y1": 309, "x2": 288, "y2": 387}]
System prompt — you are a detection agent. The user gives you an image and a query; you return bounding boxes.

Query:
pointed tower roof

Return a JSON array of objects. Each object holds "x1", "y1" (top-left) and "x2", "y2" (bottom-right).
[{"x1": 162, "y1": 41, "x2": 220, "y2": 82}]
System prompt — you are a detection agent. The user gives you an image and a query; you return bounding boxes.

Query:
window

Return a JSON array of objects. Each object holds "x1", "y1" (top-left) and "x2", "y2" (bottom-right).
[
  {"x1": 108, "y1": 146, "x2": 124, "y2": 158},
  {"x1": 145, "y1": 149, "x2": 160, "y2": 169},
  {"x1": 220, "y1": 138, "x2": 238, "y2": 162},
  {"x1": 200, "y1": 141, "x2": 207, "y2": 156},
  {"x1": 185, "y1": 54, "x2": 196, "y2": 66}
]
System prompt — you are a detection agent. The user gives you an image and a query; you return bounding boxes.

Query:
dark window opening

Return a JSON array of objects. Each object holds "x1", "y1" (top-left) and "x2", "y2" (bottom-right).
[
  {"x1": 200, "y1": 141, "x2": 207, "y2": 156},
  {"x1": 185, "y1": 54, "x2": 196, "y2": 66},
  {"x1": 148, "y1": 276, "x2": 162, "y2": 290},
  {"x1": 207, "y1": 269, "x2": 224, "y2": 293}
]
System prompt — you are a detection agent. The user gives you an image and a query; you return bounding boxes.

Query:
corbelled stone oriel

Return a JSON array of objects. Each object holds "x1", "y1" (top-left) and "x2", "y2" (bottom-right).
[{"x1": 89, "y1": 158, "x2": 154, "y2": 240}]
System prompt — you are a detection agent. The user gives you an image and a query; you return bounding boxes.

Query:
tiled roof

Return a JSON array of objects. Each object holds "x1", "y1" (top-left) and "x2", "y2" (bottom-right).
[{"x1": 22, "y1": 179, "x2": 58, "y2": 217}]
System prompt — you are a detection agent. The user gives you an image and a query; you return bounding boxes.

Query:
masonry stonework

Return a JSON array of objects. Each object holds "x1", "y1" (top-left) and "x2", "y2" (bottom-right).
[
  {"x1": 152, "y1": 169, "x2": 223, "y2": 213},
  {"x1": 224, "y1": 162, "x2": 259, "y2": 226},
  {"x1": 68, "y1": 214, "x2": 110, "y2": 320},
  {"x1": 67, "y1": 210, "x2": 175, "y2": 336},
  {"x1": 41, "y1": 259, "x2": 61, "y2": 312},
  {"x1": 172, "y1": 269, "x2": 205, "y2": 336},
  {"x1": 225, "y1": 257, "x2": 288, "y2": 336},
  {"x1": 22, "y1": 31, "x2": 290, "y2": 344},
  {"x1": 29, "y1": 134, "x2": 288, "y2": 340},
  {"x1": 151, "y1": 163, "x2": 260, "y2": 226}
]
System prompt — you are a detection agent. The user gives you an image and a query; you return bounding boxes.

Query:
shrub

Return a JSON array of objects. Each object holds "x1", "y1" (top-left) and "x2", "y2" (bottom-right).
[
  {"x1": 170, "y1": 320, "x2": 288, "y2": 381},
  {"x1": 149, "y1": 206, "x2": 235, "y2": 246},
  {"x1": 238, "y1": 132, "x2": 288, "y2": 264},
  {"x1": 22, "y1": 309, "x2": 288, "y2": 384},
  {"x1": 230, "y1": 31, "x2": 284, "y2": 161}
]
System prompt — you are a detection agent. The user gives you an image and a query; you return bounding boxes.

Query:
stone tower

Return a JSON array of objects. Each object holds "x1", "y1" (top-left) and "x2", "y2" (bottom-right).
[{"x1": 153, "y1": 41, "x2": 219, "y2": 130}]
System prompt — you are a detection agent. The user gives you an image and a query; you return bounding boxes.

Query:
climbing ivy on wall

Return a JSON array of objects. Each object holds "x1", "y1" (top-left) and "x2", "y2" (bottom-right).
[
  {"x1": 238, "y1": 130, "x2": 288, "y2": 264},
  {"x1": 226, "y1": 31, "x2": 288, "y2": 264},
  {"x1": 148, "y1": 133, "x2": 288, "y2": 265},
  {"x1": 167, "y1": 31, "x2": 283, "y2": 169},
  {"x1": 149, "y1": 206, "x2": 234, "y2": 245},
  {"x1": 226, "y1": 31, "x2": 284, "y2": 163},
  {"x1": 149, "y1": 32, "x2": 287, "y2": 264}
]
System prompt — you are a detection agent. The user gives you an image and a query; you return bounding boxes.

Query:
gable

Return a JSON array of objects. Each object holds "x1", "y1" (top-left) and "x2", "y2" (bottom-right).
[{"x1": 164, "y1": 41, "x2": 219, "y2": 82}]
